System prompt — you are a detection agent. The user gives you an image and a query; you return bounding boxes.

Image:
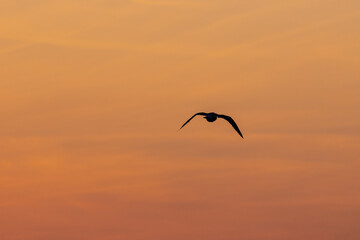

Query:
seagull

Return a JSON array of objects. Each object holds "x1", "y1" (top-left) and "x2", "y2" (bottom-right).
[{"x1": 179, "y1": 112, "x2": 244, "y2": 138}]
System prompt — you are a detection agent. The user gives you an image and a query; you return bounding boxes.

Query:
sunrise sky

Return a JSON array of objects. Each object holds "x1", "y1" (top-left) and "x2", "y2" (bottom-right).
[{"x1": 1, "y1": 0, "x2": 360, "y2": 239}]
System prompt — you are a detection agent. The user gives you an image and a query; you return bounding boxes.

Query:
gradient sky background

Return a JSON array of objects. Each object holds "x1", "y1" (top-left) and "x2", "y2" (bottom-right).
[{"x1": 1, "y1": 0, "x2": 360, "y2": 239}]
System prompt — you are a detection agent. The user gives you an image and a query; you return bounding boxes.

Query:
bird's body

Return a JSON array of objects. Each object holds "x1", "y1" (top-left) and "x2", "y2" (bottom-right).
[
  {"x1": 180, "y1": 112, "x2": 244, "y2": 138},
  {"x1": 204, "y1": 112, "x2": 217, "y2": 122}
]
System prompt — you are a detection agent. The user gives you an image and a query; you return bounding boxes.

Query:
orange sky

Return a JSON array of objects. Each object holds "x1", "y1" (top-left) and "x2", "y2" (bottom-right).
[{"x1": 1, "y1": 0, "x2": 360, "y2": 239}]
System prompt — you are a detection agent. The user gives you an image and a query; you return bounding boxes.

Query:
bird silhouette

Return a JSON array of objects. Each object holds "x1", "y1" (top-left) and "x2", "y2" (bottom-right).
[{"x1": 179, "y1": 112, "x2": 244, "y2": 138}]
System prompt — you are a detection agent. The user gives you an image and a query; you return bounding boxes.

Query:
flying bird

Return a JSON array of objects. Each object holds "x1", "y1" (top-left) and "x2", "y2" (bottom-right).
[{"x1": 179, "y1": 112, "x2": 244, "y2": 138}]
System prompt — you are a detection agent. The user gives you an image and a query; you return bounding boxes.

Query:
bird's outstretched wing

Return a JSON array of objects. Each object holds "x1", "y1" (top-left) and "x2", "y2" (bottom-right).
[
  {"x1": 179, "y1": 112, "x2": 207, "y2": 130},
  {"x1": 218, "y1": 114, "x2": 244, "y2": 138}
]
